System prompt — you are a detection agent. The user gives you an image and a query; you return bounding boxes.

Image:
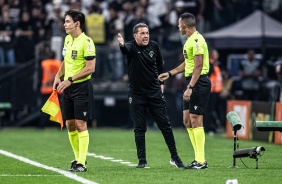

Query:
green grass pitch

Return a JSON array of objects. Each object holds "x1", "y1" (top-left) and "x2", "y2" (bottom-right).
[{"x1": 0, "y1": 128, "x2": 281, "y2": 184}]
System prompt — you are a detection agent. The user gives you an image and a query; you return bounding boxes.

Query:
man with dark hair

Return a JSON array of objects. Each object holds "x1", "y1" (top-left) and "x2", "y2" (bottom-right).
[
  {"x1": 53, "y1": 9, "x2": 96, "y2": 172},
  {"x1": 159, "y1": 12, "x2": 211, "y2": 169},
  {"x1": 117, "y1": 23, "x2": 185, "y2": 168},
  {"x1": 239, "y1": 49, "x2": 262, "y2": 100}
]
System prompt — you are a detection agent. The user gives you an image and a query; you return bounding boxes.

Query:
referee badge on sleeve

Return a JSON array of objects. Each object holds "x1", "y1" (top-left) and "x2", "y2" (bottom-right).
[
  {"x1": 195, "y1": 44, "x2": 200, "y2": 52},
  {"x1": 88, "y1": 44, "x2": 92, "y2": 53},
  {"x1": 129, "y1": 97, "x2": 132, "y2": 104},
  {"x1": 62, "y1": 48, "x2": 66, "y2": 57},
  {"x1": 71, "y1": 50, "x2": 77, "y2": 60}
]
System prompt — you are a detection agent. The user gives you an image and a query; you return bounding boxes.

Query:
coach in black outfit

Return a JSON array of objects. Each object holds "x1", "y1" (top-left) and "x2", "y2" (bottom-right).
[{"x1": 117, "y1": 23, "x2": 184, "y2": 168}]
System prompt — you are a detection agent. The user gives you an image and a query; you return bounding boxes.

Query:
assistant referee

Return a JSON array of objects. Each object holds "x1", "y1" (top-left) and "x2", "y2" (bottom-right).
[
  {"x1": 159, "y1": 13, "x2": 211, "y2": 169},
  {"x1": 118, "y1": 23, "x2": 184, "y2": 168},
  {"x1": 53, "y1": 9, "x2": 96, "y2": 172}
]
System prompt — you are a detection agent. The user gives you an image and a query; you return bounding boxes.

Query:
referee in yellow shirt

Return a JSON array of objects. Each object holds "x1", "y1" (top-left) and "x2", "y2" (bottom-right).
[
  {"x1": 53, "y1": 9, "x2": 96, "y2": 172},
  {"x1": 159, "y1": 12, "x2": 211, "y2": 169}
]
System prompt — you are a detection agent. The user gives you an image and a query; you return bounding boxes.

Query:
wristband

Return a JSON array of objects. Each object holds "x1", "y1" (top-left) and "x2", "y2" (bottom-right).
[
  {"x1": 188, "y1": 84, "x2": 194, "y2": 90},
  {"x1": 168, "y1": 71, "x2": 172, "y2": 78}
]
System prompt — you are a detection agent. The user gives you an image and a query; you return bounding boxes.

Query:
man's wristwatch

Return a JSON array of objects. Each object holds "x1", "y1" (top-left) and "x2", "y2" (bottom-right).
[
  {"x1": 68, "y1": 77, "x2": 73, "y2": 83},
  {"x1": 188, "y1": 84, "x2": 194, "y2": 90}
]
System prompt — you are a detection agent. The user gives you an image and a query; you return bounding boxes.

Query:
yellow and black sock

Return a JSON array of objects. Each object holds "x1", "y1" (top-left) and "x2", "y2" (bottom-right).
[
  {"x1": 68, "y1": 130, "x2": 79, "y2": 161},
  {"x1": 187, "y1": 128, "x2": 197, "y2": 160},
  {"x1": 78, "y1": 130, "x2": 89, "y2": 167},
  {"x1": 193, "y1": 127, "x2": 205, "y2": 164}
]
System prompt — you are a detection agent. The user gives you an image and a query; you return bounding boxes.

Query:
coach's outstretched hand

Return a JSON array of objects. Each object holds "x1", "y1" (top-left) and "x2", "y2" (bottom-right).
[
  {"x1": 117, "y1": 33, "x2": 124, "y2": 47},
  {"x1": 158, "y1": 72, "x2": 169, "y2": 82}
]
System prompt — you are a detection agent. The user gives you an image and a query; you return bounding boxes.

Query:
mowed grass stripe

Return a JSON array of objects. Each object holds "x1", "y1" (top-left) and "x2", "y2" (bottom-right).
[
  {"x1": 0, "y1": 149, "x2": 98, "y2": 184},
  {"x1": 0, "y1": 128, "x2": 282, "y2": 184}
]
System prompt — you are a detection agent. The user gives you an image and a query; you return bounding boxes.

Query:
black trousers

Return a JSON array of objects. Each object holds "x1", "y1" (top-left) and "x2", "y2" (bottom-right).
[{"x1": 128, "y1": 90, "x2": 178, "y2": 160}]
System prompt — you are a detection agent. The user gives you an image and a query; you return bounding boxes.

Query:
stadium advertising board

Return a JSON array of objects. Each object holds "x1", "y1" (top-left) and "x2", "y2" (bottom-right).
[
  {"x1": 275, "y1": 102, "x2": 282, "y2": 144},
  {"x1": 226, "y1": 100, "x2": 251, "y2": 139}
]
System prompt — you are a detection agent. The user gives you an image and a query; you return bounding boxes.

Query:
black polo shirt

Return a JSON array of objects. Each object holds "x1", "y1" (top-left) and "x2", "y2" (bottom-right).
[{"x1": 120, "y1": 40, "x2": 164, "y2": 94}]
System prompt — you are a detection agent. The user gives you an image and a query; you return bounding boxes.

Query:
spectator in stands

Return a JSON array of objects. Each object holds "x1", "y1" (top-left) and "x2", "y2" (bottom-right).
[
  {"x1": 166, "y1": 0, "x2": 186, "y2": 50},
  {"x1": 47, "y1": 7, "x2": 65, "y2": 60},
  {"x1": 15, "y1": 11, "x2": 35, "y2": 63},
  {"x1": 204, "y1": 49, "x2": 222, "y2": 134},
  {"x1": 0, "y1": 0, "x2": 5, "y2": 16},
  {"x1": 106, "y1": 3, "x2": 124, "y2": 81},
  {"x1": 31, "y1": 6, "x2": 46, "y2": 44},
  {"x1": 71, "y1": 0, "x2": 89, "y2": 16},
  {"x1": 239, "y1": 49, "x2": 262, "y2": 100},
  {"x1": 184, "y1": 0, "x2": 205, "y2": 32},
  {"x1": 0, "y1": 11, "x2": 16, "y2": 65},
  {"x1": 122, "y1": 0, "x2": 135, "y2": 41},
  {"x1": 38, "y1": 51, "x2": 62, "y2": 129},
  {"x1": 146, "y1": 0, "x2": 171, "y2": 43},
  {"x1": 126, "y1": 6, "x2": 147, "y2": 41},
  {"x1": 218, "y1": 68, "x2": 233, "y2": 129},
  {"x1": 212, "y1": 0, "x2": 238, "y2": 30},
  {"x1": 7, "y1": 0, "x2": 21, "y2": 24}
]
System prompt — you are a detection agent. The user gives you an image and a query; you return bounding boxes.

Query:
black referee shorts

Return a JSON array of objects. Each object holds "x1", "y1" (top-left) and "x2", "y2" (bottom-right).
[
  {"x1": 183, "y1": 74, "x2": 211, "y2": 115},
  {"x1": 62, "y1": 80, "x2": 93, "y2": 121}
]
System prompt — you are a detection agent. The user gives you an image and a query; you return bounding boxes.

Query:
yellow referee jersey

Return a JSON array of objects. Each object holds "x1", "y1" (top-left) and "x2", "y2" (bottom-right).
[
  {"x1": 62, "y1": 32, "x2": 96, "y2": 83},
  {"x1": 183, "y1": 31, "x2": 209, "y2": 77}
]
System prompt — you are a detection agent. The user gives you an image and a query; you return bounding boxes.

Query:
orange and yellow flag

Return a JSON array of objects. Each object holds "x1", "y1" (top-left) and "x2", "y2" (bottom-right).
[{"x1": 41, "y1": 90, "x2": 63, "y2": 130}]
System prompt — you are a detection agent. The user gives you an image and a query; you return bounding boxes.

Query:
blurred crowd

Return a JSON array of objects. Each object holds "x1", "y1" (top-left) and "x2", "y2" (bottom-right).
[
  {"x1": 1, "y1": 0, "x2": 282, "y2": 66},
  {"x1": 1, "y1": 0, "x2": 282, "y2": 130}
]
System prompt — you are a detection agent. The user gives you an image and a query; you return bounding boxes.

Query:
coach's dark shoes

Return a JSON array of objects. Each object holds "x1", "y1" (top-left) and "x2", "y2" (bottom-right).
[
  {"x1": 184, "y1": 161, "x2": 208, "y2": 169},
  {"x1": 170, "y1": 156, "x2": 185, "y2": 168},
  {"x1": 136, "y1": 159, "x2": 147, "y2": 168}
]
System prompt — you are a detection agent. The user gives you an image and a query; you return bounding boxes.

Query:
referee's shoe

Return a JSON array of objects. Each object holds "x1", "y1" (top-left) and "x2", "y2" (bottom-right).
[
  {"x1": 184, "y1": 161, "x2": 208, "y2": 169},
  {"x1": 69, "y1": 160, "x2": 87, "y2": 172},
  {"x1": 170, "y1": 156, "x2": 185, "y2": 168}
]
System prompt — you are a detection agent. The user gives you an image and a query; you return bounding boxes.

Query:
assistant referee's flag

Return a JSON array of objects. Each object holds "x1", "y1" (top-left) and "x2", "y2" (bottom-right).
[{"x1": 41, "y1": 90, "x2": 63, "y2": 130}]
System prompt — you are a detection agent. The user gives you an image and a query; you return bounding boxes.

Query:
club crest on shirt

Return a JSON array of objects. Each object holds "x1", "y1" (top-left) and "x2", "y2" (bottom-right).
[
  {"x1": 149, "y1": 51, "x2": 154, "y2": 58},
  {"x1": 195, "y1": 44, "x2": 200, "y2": 52},
  {"x1": 129, "y1": 97, "x2": 132, "y2": 104},
  {"x1": 71, "y1": 50, "x2": 77, "y2": 60}
]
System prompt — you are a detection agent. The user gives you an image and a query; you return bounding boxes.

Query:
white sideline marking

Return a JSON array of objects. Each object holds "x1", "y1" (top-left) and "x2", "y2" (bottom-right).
[
  {"x1": 0, "y1": 149, "x2": 98, "y2": 184},
  {"x1": 87, "y1": 152, "x2": 137, "y2": 167},
  {"x1": 0, "y1": 174, "x2": 62, "y2": 177},
  {"x1": 111, "y1": 160, "x2": 123, "y2": 162}
]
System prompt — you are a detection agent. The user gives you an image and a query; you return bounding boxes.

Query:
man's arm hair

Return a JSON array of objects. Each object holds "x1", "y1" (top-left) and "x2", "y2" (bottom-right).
[
  {"x1": 71, "y1": 58, "x2": 96, "y2": 81},
  {"x1": 189, "y1": 54, "x2": 203, "y2": 87},
  {"x1": 55, "y1": 61, "x2": 65, "y2": 79},
  {"x1": 169, "y1": 62, "x2": 185, "y2": 76}
]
